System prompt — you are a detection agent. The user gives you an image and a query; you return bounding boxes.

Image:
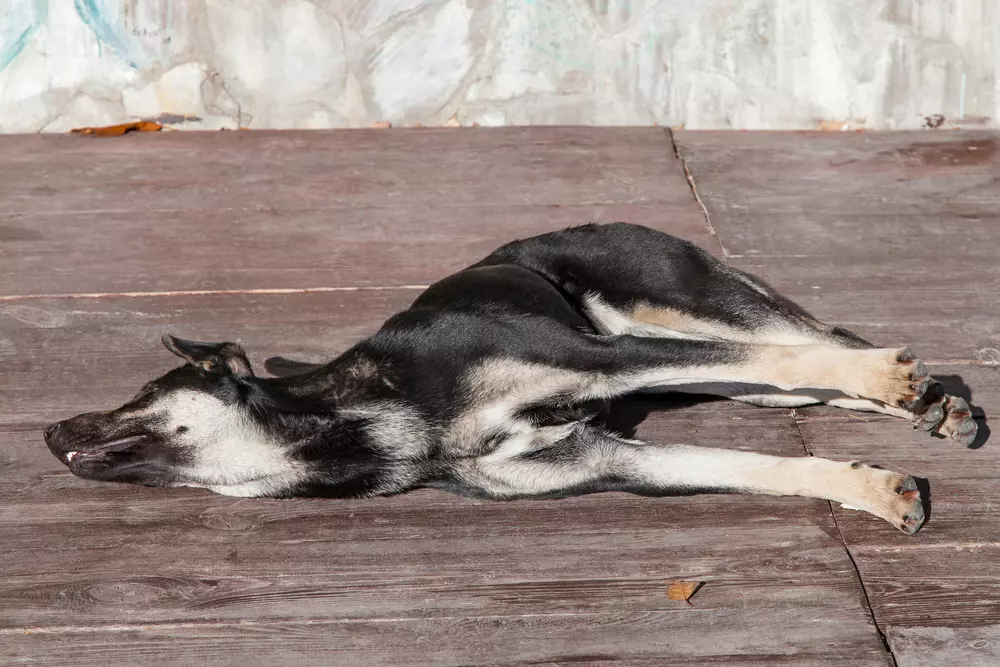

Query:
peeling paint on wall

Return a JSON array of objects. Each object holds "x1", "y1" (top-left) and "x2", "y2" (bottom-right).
[
  {"x1": 0, "y1": 0, "x2": 996, "y2": 132},
  {"x1": 0, "y1": 0, "x2": 47, "y2": 73}
]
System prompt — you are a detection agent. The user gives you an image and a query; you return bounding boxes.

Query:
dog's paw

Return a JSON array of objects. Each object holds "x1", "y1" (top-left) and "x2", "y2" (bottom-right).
[
  {"x1": 864, "y1": 347, "x2": 930, "y2": 408},
  {"x1": 889, "y1": 474, "x2": 926, "y2": 535},
  {"x1": 851, "y1": 464, "x2": 926, "y2": 535},
  {"x1": 938, "y1": 396, "x2": 978, "y2": 446},
  {"x1": 910, "y1": 384, "x2": 978, "y2": 446}
]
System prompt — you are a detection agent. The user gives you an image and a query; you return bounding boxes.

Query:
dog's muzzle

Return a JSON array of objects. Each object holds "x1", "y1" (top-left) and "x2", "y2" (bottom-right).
[{"x1": 44, "y1": 418, "x2": 149, "y2": 468}]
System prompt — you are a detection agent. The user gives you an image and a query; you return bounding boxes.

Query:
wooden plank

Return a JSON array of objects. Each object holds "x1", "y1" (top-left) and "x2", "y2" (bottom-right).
[
  {"x1": 720, "y1": 257, "x2": 999, "y2": 362},
  {"x1": 676, "y1": 130, "x2": 1000, "y2": 660},
  {"x1": 701, "y1": 213, "x2": 998, "y2": 261},
  {"x1": 0, "y1": 203, "x2": 709, "y2": 296},
  {"x1": 0, "y1": 128, "x2": 694, "y2": 216},
  {"x1": 799, "y1": 409, "x2": 1000, "y2": 629},
  {"x1": 673, "y1": 130, "x2": 1000, "y2": 218},
  {"x1": 0, "y1": 614, "x2": 893, "y2": 667},
  {"x1": 888, "y1": 625, "x2": 1000, "y2": 667},
  {"x1": 0, "y1": 127, "x2": 715, "y2": 297},
  {"x1": 674, "y1": 131, "x2": 1000, "y2": 364}
]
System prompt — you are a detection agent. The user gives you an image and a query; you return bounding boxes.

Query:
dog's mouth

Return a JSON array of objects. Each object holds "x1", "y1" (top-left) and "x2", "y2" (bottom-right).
[{"x1": 60, "y1": 434, "x2": 150, "y2": 467}]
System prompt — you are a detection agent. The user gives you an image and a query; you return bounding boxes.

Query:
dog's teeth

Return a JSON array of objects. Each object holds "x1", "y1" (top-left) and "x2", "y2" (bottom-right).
[{"x1": 66, "y1": 451, "x2": 78, "y2": 463}]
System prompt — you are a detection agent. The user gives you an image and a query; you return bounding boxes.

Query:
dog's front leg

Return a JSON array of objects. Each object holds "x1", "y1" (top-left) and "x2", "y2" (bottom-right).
[{"x1": 462, "y1": 426, "x2": 926, "y2": 534}]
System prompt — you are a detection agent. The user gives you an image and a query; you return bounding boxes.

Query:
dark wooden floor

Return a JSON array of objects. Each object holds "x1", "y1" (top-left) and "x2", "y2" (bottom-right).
[{"x1": 1, "y1": 127, "x2": 997, "y2": 666}]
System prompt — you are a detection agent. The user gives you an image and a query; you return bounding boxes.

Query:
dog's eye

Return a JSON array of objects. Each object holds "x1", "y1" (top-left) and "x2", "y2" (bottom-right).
[{"x1": 176, "y1": 426, "x2": 189, "y2": 434}]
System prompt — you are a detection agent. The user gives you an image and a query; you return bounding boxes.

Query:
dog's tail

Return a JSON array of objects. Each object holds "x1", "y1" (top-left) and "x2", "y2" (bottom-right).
[{"x1": 264, "y1": 356, "x2": 324, "y2": 377}]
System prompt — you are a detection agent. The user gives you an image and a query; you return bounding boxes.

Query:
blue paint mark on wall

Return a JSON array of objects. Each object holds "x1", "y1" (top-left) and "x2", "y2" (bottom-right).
[
  {"x1": 74, "y1": 0, "x2": 143, "y2": 69},
  {"x1": 0, "y1": 0, "x2": 48, "y2": 73}
]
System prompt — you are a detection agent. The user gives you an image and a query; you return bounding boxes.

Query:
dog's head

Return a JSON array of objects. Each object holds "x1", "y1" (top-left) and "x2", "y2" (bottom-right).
[{"x1": 44, "y1": 335, "x2": 302, "y2": 494}]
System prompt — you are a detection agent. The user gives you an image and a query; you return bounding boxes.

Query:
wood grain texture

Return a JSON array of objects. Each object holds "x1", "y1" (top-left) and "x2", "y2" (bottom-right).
[
  {"x1": 673, "y1": 130, "x2": 1000, "y2": 218},
  {"x1": 0, "y1": 614, "x2": 893, "y2": 667},
  {"x1": 799, "y1": 411, "x2": 1000, "y2": 629},
  {"x1": 15, "y1": 128, "x2": 993, "y2": 665},
  {"x1": 674, "y1": 129, "x2": 1000, "y2": 661},
  {"x1": 0, "y1": 128, "x2": 694, "y2": 216},
  {"x1": 673, "y1": 130, "x2": 1000, "y2": 363},
  {"x1": 888, "y1": 625, "x2": 1000, "y2": 667},
  {"x1": 0, "y1": 127, "x2": 714, "y2": 297},
  {"x1": 0, "y1": 203, "x2": 708, "y2": 296}
]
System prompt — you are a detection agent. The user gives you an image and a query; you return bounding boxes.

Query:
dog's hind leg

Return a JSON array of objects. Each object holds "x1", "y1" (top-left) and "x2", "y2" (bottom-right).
[
  {"x1": 480, "y1": 223, "x2": 975, "y2": 443},
  {"x1": 607, "y1": 335, "x2": 976, "y2": 445},
  {"x1": 586, "y1": 336, "x2": 934, "y2": 411},
  {"x1": 459, "y1": 425, "x2": 925, "y2": 534}
]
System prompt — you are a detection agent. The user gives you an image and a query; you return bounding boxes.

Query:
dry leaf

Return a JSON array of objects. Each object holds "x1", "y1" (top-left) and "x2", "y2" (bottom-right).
[
  {"x1": 817, "y1": 119, "x2": 847, "y2": 132},
  {"x1": 445, "y1": 112, "x2": 461, "y2": 127},
  {"x1": 71, "y1": 121, "x2": 163, "y2": 137},
  {"x1": 369, "y1": 120, "x2": 392, "y2": 129},
  {"x1": 666, "y1": 580, "x2": 702, "y2": 604}
]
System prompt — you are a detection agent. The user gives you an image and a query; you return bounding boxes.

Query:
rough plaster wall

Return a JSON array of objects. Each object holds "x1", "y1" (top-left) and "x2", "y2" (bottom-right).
[{"x1": 0, "y1": 0, "x2": 995, "y2": 132}]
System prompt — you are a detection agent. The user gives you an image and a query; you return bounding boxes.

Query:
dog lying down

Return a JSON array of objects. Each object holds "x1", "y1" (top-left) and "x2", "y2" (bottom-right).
[{"x1": 45, "y1": 223, "x2": 977, "y2": 534}]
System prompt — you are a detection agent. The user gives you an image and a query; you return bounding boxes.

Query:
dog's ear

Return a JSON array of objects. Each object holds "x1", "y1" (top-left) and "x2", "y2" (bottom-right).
[{"x1": 161, "y1": 334, "x2": 254, "y2": 377}]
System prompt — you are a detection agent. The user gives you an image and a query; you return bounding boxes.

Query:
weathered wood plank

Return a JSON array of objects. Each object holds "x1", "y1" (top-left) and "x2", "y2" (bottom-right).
[
  {"x1": 799, "y1": 409, "x2": 1000, "y2": 629},
  {"x1": 0, "y1": 203, "x2": 709, "y2": 296},
  {"x1": 0, "y1": 613, "x2": 893, "y2": 667},
  {"x1": 0, "y1": 128, "x2": 693, "y2": 216},
  {"x1": 677, "y1": 129, "x2": 1000, "y2": 662},
  {"x1": 673, "y1": 133, "x2": 1000, "y2": 363},
  {"x1": 724, "y1": 257, "x2": 998, "y2": 362},
  {"x1": 888, "y1": 624, "x2": 1000, "y2": 667},
  {"x1": 673, "y1": 130, "x2": 1000, "y2": 218}
]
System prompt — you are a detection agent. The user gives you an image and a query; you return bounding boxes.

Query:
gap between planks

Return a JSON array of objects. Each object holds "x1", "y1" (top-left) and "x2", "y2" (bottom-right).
[{"x1": 665, "y1": 128, "x2": 729, "y2": 261}]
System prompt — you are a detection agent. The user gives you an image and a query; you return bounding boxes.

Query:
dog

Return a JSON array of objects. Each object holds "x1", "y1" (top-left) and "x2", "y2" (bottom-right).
[{"x1": 44, "y1": 223, "x2": 977, "y2": 534}]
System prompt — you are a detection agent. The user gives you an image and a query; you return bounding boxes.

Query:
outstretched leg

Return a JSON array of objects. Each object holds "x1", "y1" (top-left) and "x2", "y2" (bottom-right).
[
  {"x1": 580, "y1": 335, "x2": 934, "y2": 410},
  {"x1": 453, "y1": 425, "x2": 925, "y2": 534},
  {"x1": 481, "y1": 223, "x2": 975, "y2": 444}
]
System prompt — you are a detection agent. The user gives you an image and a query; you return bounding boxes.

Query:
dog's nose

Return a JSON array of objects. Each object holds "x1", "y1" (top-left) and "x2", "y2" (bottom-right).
[{"x1": 44, "y1": 421, "x2": 63, "y2": 442}]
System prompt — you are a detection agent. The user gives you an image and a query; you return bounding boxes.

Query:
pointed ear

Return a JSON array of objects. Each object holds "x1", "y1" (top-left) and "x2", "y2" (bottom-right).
[{"x1": 161, "y1": 334, "x2": 254, "y2": 377}]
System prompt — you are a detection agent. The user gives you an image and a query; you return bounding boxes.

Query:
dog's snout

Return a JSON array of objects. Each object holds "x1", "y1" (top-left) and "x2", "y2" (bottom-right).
[{"x1": 44, "y1": 421, "x2": 63, "y2": 442}]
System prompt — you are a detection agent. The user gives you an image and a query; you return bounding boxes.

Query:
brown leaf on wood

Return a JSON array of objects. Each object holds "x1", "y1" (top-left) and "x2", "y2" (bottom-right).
[
  {"x1": 71, "y1": 121, "x2": 163, "y2": 137},
  {"x1": 369, "y1": 120, "x2": 392, "y2": 129},
  {"x1": 666, "y1": 580, "x2": 702, "y2": 604},
  {"x1": 817, "y1": 120, "x2": 847, "y2": 132}
]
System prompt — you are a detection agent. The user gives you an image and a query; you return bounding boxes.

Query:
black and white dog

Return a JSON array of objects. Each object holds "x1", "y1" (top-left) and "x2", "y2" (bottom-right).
[{"x1": 44, "y1": 223, "x2": 977, "y2": 534}]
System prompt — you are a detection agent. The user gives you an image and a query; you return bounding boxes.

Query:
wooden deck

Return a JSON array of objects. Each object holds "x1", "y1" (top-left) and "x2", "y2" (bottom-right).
[{"x1": 1, "y1": 127, "x2": 997, "y2": 666}]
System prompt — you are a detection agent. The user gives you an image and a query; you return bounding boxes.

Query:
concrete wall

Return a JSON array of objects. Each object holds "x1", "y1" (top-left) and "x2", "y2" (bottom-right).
[{"x1": 1, "y1": 0, "x2": 996, "y2": 132}]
